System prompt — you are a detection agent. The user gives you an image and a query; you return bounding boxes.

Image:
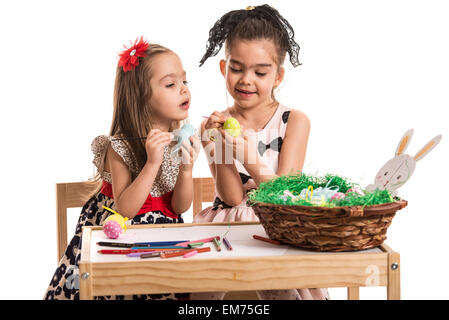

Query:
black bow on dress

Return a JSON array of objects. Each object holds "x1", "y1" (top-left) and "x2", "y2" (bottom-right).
[{"x1": 258, "y1": 137, "x2": 283, "y2": 156}]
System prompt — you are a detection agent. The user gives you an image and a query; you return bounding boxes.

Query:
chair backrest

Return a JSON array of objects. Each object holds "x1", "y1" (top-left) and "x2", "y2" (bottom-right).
[
  {"x1": 56, "y1": 177, "x2": 215, "y2": 263},
  {"x1": 56, "y1": 182, "x2": 98, "y2": 263},
  {"x1": 192, "y1": 177, "x2": 215, "y2": 216}
]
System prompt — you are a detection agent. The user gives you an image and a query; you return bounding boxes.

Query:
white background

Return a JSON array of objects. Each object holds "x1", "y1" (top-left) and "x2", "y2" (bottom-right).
[{"x1": 0, "y1": 0, "x2": 448, "y2": 299}]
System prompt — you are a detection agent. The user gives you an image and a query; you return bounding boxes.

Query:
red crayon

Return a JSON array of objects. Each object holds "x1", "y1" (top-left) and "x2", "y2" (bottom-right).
[
  {"x1": 98, "y1": 248, "x2": 183, "y2": 254},
  {"x1": 252, "y1": 235, "x2": 281, "y2": 245}
]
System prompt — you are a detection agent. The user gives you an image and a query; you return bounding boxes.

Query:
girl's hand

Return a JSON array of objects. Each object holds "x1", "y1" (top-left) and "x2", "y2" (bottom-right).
[
  {"x1": 145, "y1": 129, "x2": 173, "y2": 167},
  {"x1": 204, "y1": 111, "x2": 227, "y2": 130},
  {"x1": 179, "y1": 135, "x2": 201, "y2": 172},
  {"x1": 204, "y1": 111, "x2": 227, "y2": 142}
]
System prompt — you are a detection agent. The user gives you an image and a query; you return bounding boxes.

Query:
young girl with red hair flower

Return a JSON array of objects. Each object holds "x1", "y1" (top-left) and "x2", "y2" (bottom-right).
[{"x1": 44, "y1": 38, "x2": 200, "y2": 300}]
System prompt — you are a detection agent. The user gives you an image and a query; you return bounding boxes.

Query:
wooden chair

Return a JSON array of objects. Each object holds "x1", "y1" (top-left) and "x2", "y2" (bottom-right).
[
  {"x1": 56, "y1": 178, "x2": 216, "y2": 262},
  {"x1": 56, "y1": 182, "x2": 99, "y2": 262}
]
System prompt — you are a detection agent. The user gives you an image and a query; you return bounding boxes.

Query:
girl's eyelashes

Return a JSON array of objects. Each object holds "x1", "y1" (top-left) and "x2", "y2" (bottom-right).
[
  {"x1": 165, "y1": 80, "x2": 188, "y2": 88},
  {"x1": 229, "y1": 66, "x2": 267, "y2": 77}
]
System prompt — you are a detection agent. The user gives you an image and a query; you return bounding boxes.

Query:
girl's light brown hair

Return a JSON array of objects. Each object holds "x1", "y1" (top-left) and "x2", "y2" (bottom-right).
[
  {"x1": 85, "y1": 43, "x2": 180, "y2": 198},
  {"x1": 110, "y1": 43, "x2": 181, "y2": 173}
]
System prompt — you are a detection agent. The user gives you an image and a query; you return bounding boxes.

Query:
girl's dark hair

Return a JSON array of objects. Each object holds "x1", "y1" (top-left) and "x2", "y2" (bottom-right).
[{"x1": 199, "y1": 4, "x2": 300, "y2": 67}]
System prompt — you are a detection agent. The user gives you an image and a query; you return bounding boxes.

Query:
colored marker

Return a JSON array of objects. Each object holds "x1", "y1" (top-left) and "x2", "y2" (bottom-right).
[
  {"x1": 223, "y1": 237, "x2": 233, "y2": 251},
  {"x1": 252, "y1": 235, "x2": 281, "y2": 245}
]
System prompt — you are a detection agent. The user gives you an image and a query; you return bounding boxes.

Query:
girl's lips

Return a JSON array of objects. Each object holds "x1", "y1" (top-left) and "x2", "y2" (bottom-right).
[
  {"x1": 179, "y1": 100, "x2": 190, "y2": 110},
  {"x1": 235, "y1": 88, "x2": 256, "y2": 98}
]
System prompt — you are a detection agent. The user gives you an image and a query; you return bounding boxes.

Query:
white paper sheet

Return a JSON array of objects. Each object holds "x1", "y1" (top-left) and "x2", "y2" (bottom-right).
[{"x1": 89, "y1": 224, "x2": 381, "y2": 262}]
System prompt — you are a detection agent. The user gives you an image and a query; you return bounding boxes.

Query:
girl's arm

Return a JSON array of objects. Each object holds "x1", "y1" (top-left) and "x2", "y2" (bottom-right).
[
  {"x1": 170, "y1": 168, "x2": 193, "y2": 214},
  {"x1": 106, "y1": 145, "x2": 160, "y2": 219},
  {"x1": 107, "y1": 129, "x2": 173, "y2": 219},
  {"x1": 201, "y1": 118, "x2": 245, "y2": 206},
  {"x1": 171, "y1": 136, "x2": 201, "y2": 214},
  {"x1": 242, "y1": 109, "x2": 311, "y2": 184}
]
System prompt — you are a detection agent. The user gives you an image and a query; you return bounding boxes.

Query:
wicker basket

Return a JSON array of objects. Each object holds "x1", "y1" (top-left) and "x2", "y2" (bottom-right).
[{"x1": 249, "y1": 199, "x2": 408, "y2": 252}]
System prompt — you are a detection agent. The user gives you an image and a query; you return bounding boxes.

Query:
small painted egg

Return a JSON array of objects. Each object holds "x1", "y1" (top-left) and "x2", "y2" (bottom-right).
[
  {"x1": 104, "y1": 213, "x2": 128, "y2": 230},
  {"x1": 223, "y1": 117, "x2": 241, "y2": 137},
  {"x1": 346, "y1": 188, "x2": 364, "y2": 196},
  {"x1": 103, "y1": 220, "x2": 123, "y2": 239},
  {"x1": 331, "y1": 192, "x2": 345, "y2": 201}
]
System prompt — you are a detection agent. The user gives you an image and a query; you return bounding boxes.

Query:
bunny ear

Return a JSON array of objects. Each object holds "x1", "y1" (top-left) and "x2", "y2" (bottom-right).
[
  {"x1": 395, "y1": 129, "x2": 414, "y2": 157},
  {"x1": 414, "y1": 134, "x2": 443, "y2": 161}
]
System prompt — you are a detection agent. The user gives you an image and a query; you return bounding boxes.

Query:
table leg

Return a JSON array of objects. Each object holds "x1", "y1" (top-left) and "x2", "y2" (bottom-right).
[
  {"x1": 387, "y1": 251, "x2": 400, "y2": 300},
  {"x1": 347, "y1": 287, "x2": 360, "y2": 300},
  {"x1": 79, "y1": 263, "x2": 93, "y2": 300}
]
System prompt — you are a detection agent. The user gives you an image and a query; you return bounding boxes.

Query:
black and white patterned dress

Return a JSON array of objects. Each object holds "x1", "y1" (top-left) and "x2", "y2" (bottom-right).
[
  {"x1": 194, "y1": 104, "x2": 291, "y2": 223},
  {"x1": 44, "y1": 136, "x2": 189, "y2": 300},
  {"x1": 192, "y1": 104, "x2": 330, "y2": 300}
]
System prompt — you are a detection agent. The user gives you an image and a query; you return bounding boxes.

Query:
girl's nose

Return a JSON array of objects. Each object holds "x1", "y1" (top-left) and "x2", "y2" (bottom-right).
[
  {"x1": 180, "y1": 82, "x2": 188, "y2": 94},
  {"x1": 239, "y1": 71, "x2": 252, "y2": 85}
]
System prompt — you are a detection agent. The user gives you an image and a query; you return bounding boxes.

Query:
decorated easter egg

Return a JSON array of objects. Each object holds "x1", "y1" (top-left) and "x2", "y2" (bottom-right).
[
  {"x1": 104, "y1": 213, "x2": 128, "y2": 231},
  {"x1": 330, "y1": 192, "x2": 345, "y2": 201},
  {"x1": 103, "y1": 220, "x2": 123, "y2": 239},
  {"x1": 223, "y1": 117, "x2": 241, "y2": 137},
  {"x1": 177, "y1": 123, "x2": 195, "y2": 143},
  {"x1": 345, "y1": 188, "x2": 364, "y2": 196}
]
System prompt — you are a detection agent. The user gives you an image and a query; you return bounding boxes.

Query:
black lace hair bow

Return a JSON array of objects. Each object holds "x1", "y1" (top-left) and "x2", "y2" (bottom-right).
[{"x1": 199, "y1": 4, "x2": 300, "y2": 67}]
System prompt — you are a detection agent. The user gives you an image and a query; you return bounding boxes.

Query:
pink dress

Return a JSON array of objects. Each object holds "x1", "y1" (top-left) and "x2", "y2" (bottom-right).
[{"x1": 193, "y1": 104, "x2": 330, "y2": 300}]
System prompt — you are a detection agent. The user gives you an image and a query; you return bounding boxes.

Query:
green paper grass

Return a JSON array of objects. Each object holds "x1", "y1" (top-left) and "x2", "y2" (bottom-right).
[{"x1": 247, "y1": 172, "x2": 394, "y2": 207}]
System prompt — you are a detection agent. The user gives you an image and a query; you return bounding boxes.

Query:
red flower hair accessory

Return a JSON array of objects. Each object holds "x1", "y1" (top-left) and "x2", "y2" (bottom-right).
[{"x1": 118, "y1": 37, "x2": 150, "y2": 72}]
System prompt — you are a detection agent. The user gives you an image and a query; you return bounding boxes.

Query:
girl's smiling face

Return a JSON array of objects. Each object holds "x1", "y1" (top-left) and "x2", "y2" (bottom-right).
[
  {"x1": 221, "y1": 39, "x2": 284, "y2": 109},
  {"x1": 149, "y1": 53, "x2": 190, "y2": 128}
]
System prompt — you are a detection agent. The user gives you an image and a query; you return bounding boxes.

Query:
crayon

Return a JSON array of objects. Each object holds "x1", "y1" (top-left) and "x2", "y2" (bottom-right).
[
  {"x1": 134, "y1": 240, "x2": 189, "y2": 246},
  {"x1": 176, "y1": 236, "x2": 220, "y2": 247},
  {"x1": 183, "y1": 250, "x2": 198, "y2": 258},
  {"x1": 160, "y1": 247, "x2": 211, "y2": 259},
  {"x1": 252, "y1": 235, "x2": 281, "y2": 245},
  {"x1": 213, "y1": 237, "x2": 221, "y2": 252},
  {"x1": 223, "y1": 237, "x2": 233, "y2": 251}
]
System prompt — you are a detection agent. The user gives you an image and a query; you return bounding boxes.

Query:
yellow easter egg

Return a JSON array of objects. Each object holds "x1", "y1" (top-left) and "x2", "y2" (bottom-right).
[
  {"x1": 105, "y1": 213, "x2": 128, "y2": 230},
  {"x1": 223, "y1": 117, "x2": 241, "y2": 137}
]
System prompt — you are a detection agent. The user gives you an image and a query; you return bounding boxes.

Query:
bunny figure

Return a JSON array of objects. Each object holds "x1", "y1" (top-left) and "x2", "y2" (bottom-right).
[{"x1": 365, "y1": 129, "x2": 442, "y2": 196}]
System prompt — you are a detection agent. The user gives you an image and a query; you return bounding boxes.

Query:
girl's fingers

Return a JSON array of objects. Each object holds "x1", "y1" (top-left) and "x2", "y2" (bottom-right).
[
  {"x1": 149, "y1": 132, "x2": 173, "y2": 143},
  {"x1": 148, "y1": 129, "x2": 161, "y2": 138},
  {"x1": 151, "y1": 135, "x2": 173, "y2": 147}
]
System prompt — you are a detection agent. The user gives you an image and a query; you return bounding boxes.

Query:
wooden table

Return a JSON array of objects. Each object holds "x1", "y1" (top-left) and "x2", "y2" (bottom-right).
[{"x1": 79, "y1": 222, "x2": 400, "y2": 300}]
